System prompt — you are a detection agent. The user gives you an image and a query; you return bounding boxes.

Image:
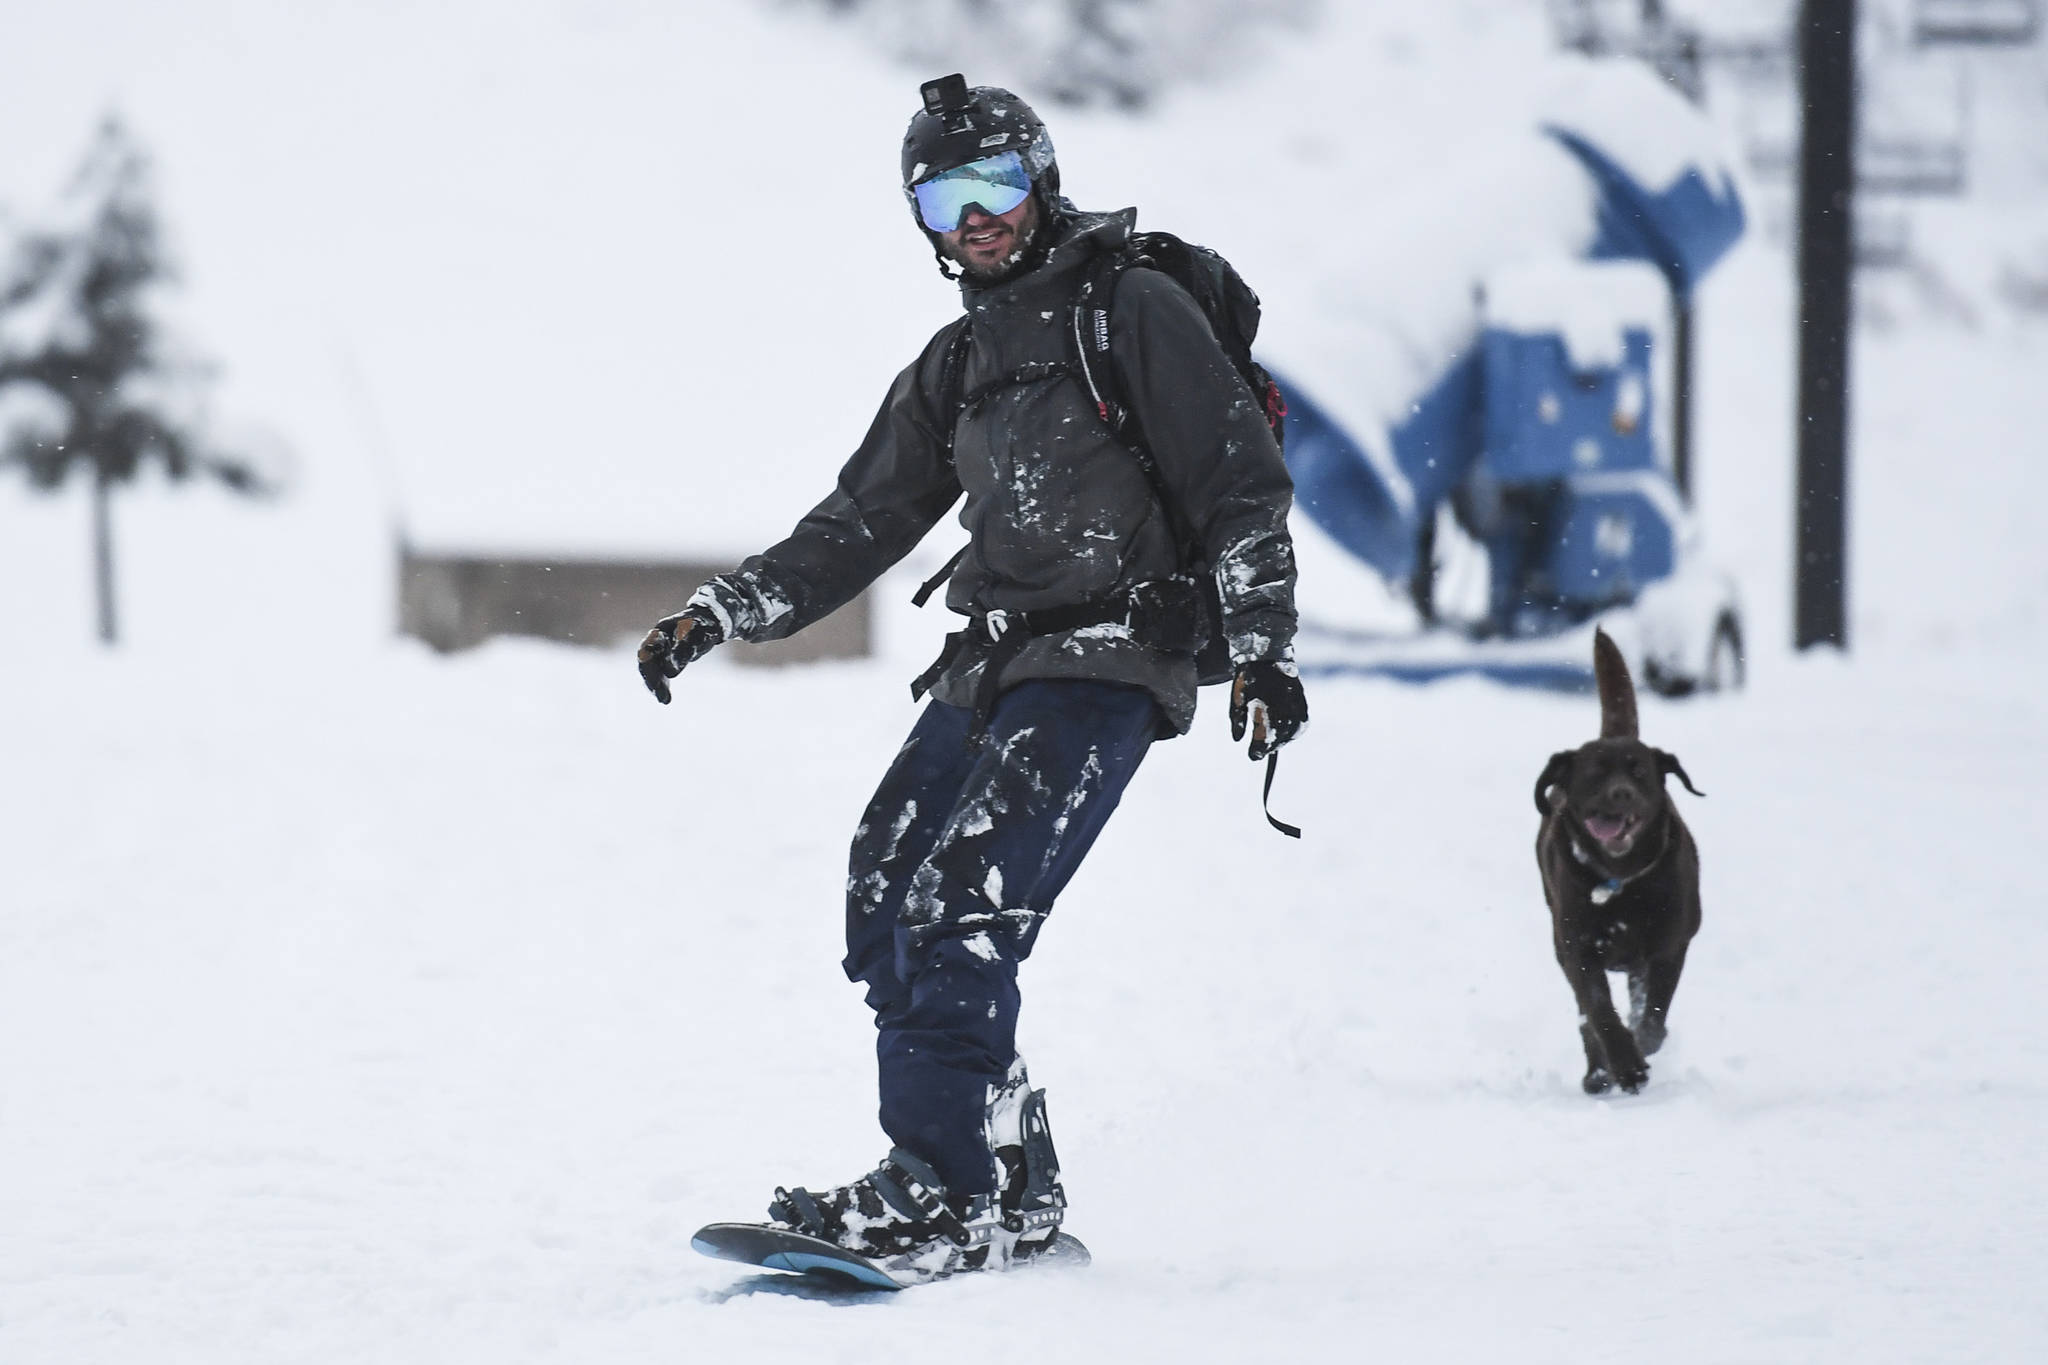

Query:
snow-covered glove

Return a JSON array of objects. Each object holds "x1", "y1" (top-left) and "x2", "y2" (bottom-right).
[
  {"x1": 1230, "y1": 660, "x2": 1307, "y2": 761},
  {"x1": 637, "y1": 607, "x2": 723, "y2": 704}
]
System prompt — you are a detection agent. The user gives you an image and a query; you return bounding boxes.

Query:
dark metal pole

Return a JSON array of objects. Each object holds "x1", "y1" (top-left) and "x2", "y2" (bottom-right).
[
  {"x1": 1794, "y1": 0, "x2": 1856, "y2": 650},
  {"x1": 1671, "y1": 295, "x2": 1694, "y2": 501}
]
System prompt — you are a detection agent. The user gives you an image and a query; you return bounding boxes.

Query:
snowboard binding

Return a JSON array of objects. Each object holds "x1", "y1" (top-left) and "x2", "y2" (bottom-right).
[
  {"x1": 767, "y1": 1146, "x2": 1002, "y2": 1277},
  {"x1": 985, "y1": 1057, "x2": 1067, "y2": 1252},
  {"x1": 696, "y1": 1057, "x2": 1083, "y2": 1288}
]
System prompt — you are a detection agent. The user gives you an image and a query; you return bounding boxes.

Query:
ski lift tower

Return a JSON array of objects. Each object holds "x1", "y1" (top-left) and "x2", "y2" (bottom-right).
[{"x1": 1795, "y1": 0, "x2": 1857, "y2": 651}]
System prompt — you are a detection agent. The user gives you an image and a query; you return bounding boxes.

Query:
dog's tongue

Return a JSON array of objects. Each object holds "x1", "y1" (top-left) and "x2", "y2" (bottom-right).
[{"x1": 1584, "y1": 814, "x2": 1627, "y2": 844}]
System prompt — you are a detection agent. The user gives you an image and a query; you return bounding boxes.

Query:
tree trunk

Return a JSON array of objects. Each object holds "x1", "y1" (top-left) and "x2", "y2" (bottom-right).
[{"x1": 92, "y1": 473, "x2": 119, "y2": 645}]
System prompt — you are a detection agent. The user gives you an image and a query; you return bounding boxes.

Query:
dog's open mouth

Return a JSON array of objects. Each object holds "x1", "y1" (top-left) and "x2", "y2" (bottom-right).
[{"x1": 1582, "y1": 812, "x2": 1639, "y2": 854}]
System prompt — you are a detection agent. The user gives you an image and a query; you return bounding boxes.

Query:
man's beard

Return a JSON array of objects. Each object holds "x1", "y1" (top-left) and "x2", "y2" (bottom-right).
[{"x1": 946, "y1": 212, "x2": 1048, "y2": 285}]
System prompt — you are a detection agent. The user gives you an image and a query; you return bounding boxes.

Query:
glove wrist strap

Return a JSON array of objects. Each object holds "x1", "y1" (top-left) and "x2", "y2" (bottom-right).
[{"x1": 1262, "y1": 752, "x2": 1300, "y2": 839}]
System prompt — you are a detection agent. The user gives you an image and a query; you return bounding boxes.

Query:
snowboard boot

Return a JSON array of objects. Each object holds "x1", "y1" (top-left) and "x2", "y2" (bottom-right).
[
  {"x1": 984, "y1": 1056, "x2": 1068, "y2": 1258},
  {"x1": 767, "y1": 1147, "x2": 1004, "y2": 1283}
]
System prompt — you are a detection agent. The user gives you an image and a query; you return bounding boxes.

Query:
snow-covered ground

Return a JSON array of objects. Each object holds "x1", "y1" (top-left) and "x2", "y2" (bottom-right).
[
  {"x1": 3, "y1": 1, "x2": 2047, "y2": 1361},
  {"x1": 3, "y1": 631, "x2": 2043, "y2": 1362}
]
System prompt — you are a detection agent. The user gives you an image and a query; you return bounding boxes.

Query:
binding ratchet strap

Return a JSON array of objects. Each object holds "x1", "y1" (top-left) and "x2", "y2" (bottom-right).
[
  {"x1": 1262, "y1": 752, "x2": 1301, "y2": 839},
  {"x1": 771, "y1": 1185, "x2": 831, "y2": 1238},
  {"x1": 874, "y1": 1150, "x2": 972, "y2": 1247}
]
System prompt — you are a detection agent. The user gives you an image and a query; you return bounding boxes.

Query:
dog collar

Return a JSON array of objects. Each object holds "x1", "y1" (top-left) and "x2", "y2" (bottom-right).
[{"x1": 1569, "y1": 836, "x2": 1639, "y2": 904}]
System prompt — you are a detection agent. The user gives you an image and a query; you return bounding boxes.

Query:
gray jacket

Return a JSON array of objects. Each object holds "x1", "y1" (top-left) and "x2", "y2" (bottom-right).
[{"x1": 687, "y1": 209, "x2": 1297, "y2": 735}]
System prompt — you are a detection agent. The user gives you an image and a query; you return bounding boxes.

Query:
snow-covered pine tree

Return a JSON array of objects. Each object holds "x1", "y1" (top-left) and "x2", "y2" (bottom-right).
[{"x1": 0, "y1": 116, "x2": 266, "y2": 645}]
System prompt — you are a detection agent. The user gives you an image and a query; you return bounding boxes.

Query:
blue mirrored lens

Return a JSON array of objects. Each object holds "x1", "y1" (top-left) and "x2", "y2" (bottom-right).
[{"x1": 912, "y1": 152, "x2": 1032, "y2": 232}]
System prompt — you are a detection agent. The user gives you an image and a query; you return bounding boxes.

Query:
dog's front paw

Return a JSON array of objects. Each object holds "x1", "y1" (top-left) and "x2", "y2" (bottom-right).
[
  {"x1": 1582, "y1": 1066, "x2": 1612, "y2": 1094},
  {"x1": 1612, "y1": 1055, "x2": 1650, "y2": 1093}
]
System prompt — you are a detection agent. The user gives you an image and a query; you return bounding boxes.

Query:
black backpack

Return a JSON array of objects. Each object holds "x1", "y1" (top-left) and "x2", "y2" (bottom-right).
[{"x1": 924, "y1": 229, "x2": 1288, "y2": 686}]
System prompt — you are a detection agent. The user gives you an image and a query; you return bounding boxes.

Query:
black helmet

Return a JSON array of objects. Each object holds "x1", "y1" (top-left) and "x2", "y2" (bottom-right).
[{"x1": 901, "y1": 74, "x2": 1059, "y2": 228}]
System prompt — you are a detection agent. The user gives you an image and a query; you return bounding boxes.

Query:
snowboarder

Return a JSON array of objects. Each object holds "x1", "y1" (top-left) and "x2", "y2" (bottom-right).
[{"x1": 640, "y1": 74, "x2": 1304, "y2": 1283}]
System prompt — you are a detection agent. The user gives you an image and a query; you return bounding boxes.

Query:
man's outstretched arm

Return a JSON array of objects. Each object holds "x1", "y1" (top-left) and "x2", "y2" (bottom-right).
[{"x1": 638, "y1": 324, "x2": 966, "y2": 700}]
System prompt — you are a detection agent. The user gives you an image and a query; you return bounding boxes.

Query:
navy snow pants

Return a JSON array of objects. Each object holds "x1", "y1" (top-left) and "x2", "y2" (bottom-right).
[{"x1": 842, "y1": 679, "x2": 1159, "y2": 1195}]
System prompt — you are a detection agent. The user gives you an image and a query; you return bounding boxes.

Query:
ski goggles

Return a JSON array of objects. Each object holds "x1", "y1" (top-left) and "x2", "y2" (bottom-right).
[{"x1": 910, "y1": 151, "x2": 1033, "y2": 233}]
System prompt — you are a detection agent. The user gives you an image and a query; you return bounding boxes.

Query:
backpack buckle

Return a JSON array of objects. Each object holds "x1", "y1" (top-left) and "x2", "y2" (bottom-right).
[{"x1": 982, "y1": 609, "x2": 1011, "y2": 642}]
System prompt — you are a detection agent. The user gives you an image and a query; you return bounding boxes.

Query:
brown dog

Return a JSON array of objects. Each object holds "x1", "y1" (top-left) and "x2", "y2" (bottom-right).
[{"x1": 1534, "y1": 628, "x2": 1704, "y2": 1094}]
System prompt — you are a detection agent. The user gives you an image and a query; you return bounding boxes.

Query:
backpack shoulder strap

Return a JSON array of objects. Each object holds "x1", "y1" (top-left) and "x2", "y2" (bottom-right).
[
  {"x1": 911, "y1": 317, "x2": 976, "y2": 610},
  {"x1": 1069, "y1": 246, "x2": 1137, "y2": 437},
  {"x1": 1068, "y1": 246, "x2": 1194, "y2": 554},
  {"x1": 933, "y1": 316, "x2": 974, "y2": 456}
]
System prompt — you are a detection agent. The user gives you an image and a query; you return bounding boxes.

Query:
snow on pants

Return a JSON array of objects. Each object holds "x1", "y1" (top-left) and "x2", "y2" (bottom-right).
[{"x1": 842, "y1": 678, "x2": 1160, "y2": 1195}]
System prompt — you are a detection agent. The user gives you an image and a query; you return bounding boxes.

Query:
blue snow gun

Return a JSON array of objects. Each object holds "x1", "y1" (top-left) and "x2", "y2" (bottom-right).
[{"x1": 1274, "y1": 122, "x2": 1744, "y2": 645}]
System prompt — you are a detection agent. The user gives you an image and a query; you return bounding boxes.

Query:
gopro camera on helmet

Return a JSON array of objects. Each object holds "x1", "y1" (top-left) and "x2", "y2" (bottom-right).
[{"x1": 921, "y1": 73, "x2": 971, "y2": 118}]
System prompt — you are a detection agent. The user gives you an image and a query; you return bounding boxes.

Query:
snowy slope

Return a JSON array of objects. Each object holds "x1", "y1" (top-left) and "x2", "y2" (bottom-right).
[
  {"x1": 2, "y1": 0, "x2": 2047, "y2": 1361},
  {"x1": 2, "y1": 638, "x2": 2043, "y2": 1363}
]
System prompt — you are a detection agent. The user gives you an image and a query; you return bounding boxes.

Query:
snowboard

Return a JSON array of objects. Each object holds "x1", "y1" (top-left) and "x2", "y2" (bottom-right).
[{"x1": 691, "y1": 1221, "x2": 1090, "y2": 1291}]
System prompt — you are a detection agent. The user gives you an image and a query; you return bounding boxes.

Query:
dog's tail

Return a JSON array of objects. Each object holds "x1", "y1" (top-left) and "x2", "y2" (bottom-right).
[{"x1": 1593, "y1": 627, "x2": 1639, "y2": 740}]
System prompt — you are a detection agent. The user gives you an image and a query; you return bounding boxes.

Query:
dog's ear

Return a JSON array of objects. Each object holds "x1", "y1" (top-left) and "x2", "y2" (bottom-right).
[
  {"x1": 1534, "y1": 751, "x2": 1575, "y2": 816},
  {"x1": 1656, "y1": 749, "x2": 1705, "y2": 798}
]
